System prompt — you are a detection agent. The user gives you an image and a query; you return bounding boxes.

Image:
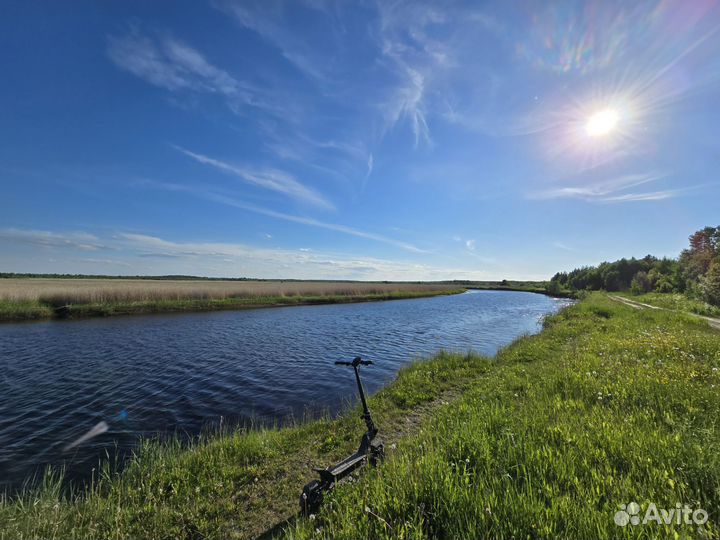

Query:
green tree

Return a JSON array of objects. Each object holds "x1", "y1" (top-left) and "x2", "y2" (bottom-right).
[
  {"x1": 603, "y1": 270, "x2": 622, "y2": 291},
  {"x1": 701, "y1": 260, "x2": 720, "y2": 306},
  {"x1": 630, "y1": 271, "x2": 652, "y2": 295},
  {"x1": 679, "y1": 226, "x2": 720, "y2": 284}
]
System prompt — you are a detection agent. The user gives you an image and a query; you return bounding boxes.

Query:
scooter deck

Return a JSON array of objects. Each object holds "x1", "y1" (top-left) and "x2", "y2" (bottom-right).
[{"x1": 316, "y1": 451, "x2": 366, "y2": 482}]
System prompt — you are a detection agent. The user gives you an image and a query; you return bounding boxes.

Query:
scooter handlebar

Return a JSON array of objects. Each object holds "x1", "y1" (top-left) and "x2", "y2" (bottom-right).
[{"x1": 335, "y1": 357, "x2": 374, "y2": 367}]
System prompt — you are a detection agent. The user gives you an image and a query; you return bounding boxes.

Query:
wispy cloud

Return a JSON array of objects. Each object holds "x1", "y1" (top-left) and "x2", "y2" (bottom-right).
[
  {"x1": 258, "y1": 122, "x2": 369, "y2": 188},
  {"x1": 214, "y1": 0, "x2": 332, "y2": 83},
  {"x1": 552, "y1": 241, "x2": 574, "y2": 251},
  {"x1": 529, "y1": 172, "x2": 678, "y2": 202},
  {"x1": 387, "y1": 67, "x2": 430, "y2": 147},
  {"x1": 380, "y1": 14, "x2": 431, "y2": 148},
  {"x1": 374, "y1": 2, "x2": 500, "y2": 147},
  {"x1": 107, "y1": 28, "x2": 273, "y2": 114},
  {"x1": 136, "y1": 178, "x2": 425, "y2": 253},
  {"x1": 174, "y1": 146, "x2": 334, "y2": 210},
  {"x1": 0, "y1": 228, "x2": 105, "y2": 251},
  {"x1": 362, "y1": 153, "x2": 374, "y2": 191},
  {"x1": 600, "y1": 190, "x2": 681, "y2": 202},
  {"x1": 0, "y1": 226, "x2": 482, "y2": 280},
  {"x1": 465, "y1": 239, "x2": 476, "y2": 251},
  {"x1": 205, "y1": 192, "x2": 425, "y2": 252},
  {"x1": 76, "y1": 258, "x2": 133, "y2": 267},
  {"x1": 113, "y1": 231, "x2": 472, "y2": 280}
]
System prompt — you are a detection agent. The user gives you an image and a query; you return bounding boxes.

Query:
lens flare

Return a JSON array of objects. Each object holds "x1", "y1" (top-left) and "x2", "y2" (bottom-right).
[
  {"x1": 63, "y1": 421, "x2": 109, "y2": 452},
  {"x1": 586, "y1": 109, "x2": 619, "y2": 137}
]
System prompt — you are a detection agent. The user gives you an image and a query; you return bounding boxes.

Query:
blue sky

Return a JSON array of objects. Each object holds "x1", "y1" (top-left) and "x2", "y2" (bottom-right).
[{"x1": 1, "y1": 0, "x2": 719, "y2": 280}]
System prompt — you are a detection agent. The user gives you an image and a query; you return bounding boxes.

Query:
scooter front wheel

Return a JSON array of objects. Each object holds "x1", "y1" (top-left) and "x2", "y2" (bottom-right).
[{"x1": 300, "y1": 480, "x2": 324, "y2": 515}]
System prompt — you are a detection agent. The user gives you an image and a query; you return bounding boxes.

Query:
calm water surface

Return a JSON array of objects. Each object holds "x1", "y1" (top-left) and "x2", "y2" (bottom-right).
[{"x1": 0, "y1": 290, "x2": 571, "y2": 491}]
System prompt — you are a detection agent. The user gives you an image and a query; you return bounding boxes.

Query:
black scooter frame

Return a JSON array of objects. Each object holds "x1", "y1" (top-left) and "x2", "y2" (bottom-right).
[{"x1": 299, "y1": 357, "x2": 384, "y2": 515}]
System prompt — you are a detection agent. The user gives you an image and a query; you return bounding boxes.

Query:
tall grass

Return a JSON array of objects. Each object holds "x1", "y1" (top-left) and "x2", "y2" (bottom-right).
[
  {"x1": 0, "y1": 279, "x2": 457, "y2": 305},
  {"x1": 0, "y1": 279, "x2": 463, "y2": 321}
]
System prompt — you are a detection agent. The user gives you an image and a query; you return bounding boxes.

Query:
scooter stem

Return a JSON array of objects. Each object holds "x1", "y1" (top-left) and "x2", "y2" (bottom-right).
[{"x1": 353, "y1": 364, "x2": 376, "y2": 435}]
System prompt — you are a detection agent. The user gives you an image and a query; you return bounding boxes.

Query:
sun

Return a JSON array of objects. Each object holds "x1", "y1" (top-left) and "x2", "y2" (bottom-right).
[{"x1": 585, "y1": 108, "x2": 619, "y2": 137}]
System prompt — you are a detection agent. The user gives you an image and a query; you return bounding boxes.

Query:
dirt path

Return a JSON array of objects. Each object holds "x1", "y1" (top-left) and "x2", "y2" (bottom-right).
[{"x1": 608, "y1": 295, "x2": 720, "y2": 330}]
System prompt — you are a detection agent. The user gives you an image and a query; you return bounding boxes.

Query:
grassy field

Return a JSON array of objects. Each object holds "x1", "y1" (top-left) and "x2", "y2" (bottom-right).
[
  {"x1": 0, "y1": 279, "x2": 463, "y2": 322},
  {"x1": 1, "y1": 292, "x2": 719, "y2": 539}
]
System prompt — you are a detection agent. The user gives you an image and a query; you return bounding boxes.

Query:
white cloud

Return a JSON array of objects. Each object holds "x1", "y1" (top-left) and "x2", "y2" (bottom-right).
[
  {"x1": 600, "y1": 191, "x2": 679, "y2": 202},
  {"x1": 529, "y1": 172, "x2": 676, "y2": 202},
  {"x1": 107, "y1": 28, "x2": 271, "y2": 114},
  {"x1": 107, "y1": 231, "x2": 480, "y2": 280},
  {"x1": 382, "y1": 64, "x2": 430, "y2": 147},
  {"x1": 203, "y1": 192, "x2": 426, "y2": 253},
  {"x1": 135, "y1": 178, "x2": 425, "y2": 253},
  {"x1": 552, "y1": 241, "x2": 574, "y2": 251},
  {"x1": 174, "y1": 146, "x2": 334, "y2": 210},
  {"x1": 465, "y1": 239, "x2": 476, "y2": 251},
  {"x1": 0, "y1": 228, "x2": 105, "y2": 251},
  {"x1": 374, "y1": 2, "x2": 498, "y2": 147},
  {"x1": 0, "y1": 226, "x2": 540, "y2": 281},
  {"x1": 214, "y1": 0, "x2": 331, "y2": 83}
]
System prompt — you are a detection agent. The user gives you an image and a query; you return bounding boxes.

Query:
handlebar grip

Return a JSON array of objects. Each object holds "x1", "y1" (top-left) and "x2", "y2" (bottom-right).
[
  {"x1": 360, "y1": 360, "x2": 373, "y2": 365},
  {"x1": 335, "y1": 361, "x2": 352, "y2": 365}
]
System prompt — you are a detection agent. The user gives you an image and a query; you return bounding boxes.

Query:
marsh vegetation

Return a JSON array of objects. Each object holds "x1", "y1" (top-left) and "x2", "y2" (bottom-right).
[{"x1": 0, "y1": 279, "x2": 463, "y2": 321}]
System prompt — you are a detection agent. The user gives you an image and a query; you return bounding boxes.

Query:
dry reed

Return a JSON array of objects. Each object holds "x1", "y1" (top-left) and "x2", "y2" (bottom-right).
[{"x1": 0, "y1": 279, "x2": 457, "y2": 306}]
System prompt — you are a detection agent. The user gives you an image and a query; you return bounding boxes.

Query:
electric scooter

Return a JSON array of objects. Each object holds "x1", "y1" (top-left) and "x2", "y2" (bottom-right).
[{"x1": 299, "y1": 357, "x2": 384, "y2": 515}]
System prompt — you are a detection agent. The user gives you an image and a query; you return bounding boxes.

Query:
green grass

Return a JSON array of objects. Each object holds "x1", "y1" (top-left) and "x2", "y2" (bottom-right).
[
  {"x1": 0, "y1": 299, "x2": 53, "y2": 321},
  {"x1": 285, "y1": 293, "x2": 720, "y2": 539},
  {"x1": 2, "y1": 293, "x2": 719, "y2": 539},
  {"x1": 620, "y1": 292, "x2": 720, "y2": 319},
  {"x1": 0, "y1": 289, "x2": 465, "y2": 323}
]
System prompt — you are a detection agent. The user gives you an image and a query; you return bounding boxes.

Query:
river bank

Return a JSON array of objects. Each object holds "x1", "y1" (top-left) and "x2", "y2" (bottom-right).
[{"x1": 2, "y1": 292, "x2": 718, "y2": 539}]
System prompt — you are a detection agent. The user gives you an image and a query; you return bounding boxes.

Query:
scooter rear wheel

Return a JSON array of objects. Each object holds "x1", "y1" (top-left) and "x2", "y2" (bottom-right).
[{"x1": 370, "y1": 443, "x2": 385, "y2": 466}]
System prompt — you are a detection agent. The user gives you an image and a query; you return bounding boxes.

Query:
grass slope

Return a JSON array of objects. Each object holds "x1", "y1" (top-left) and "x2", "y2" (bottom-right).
[{"x1": 1, "y1": 293, "x2": 719, "y2": 539}]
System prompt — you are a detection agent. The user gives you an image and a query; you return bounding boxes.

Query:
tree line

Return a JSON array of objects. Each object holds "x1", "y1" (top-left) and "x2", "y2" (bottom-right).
[{"x1": 548, "y1": 226, "x2": 720, "y2": 306}]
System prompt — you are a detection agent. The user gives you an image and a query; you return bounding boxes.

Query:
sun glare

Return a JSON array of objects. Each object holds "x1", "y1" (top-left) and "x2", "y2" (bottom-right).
[{"x1": 586, "y1": 109, "x2": 619, "y2": 137}]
